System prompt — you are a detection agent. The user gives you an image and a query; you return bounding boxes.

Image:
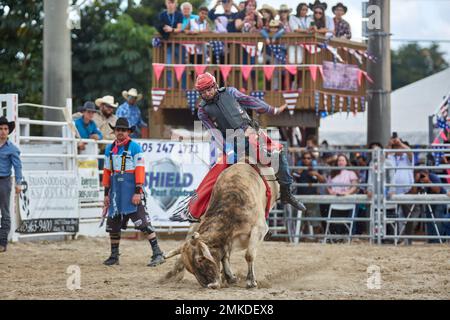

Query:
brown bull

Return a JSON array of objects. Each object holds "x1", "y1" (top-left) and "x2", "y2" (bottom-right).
[{"x1": 164, "y1": 162, "x2": 279, "y2": 289}]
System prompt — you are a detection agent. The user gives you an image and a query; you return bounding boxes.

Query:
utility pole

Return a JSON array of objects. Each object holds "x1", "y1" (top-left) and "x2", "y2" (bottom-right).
[
  {"x1": 43, "y1": 0, "x2": 72, "y2": 136},
  {"x1": 367, "y1": 0, "x2": 391, "y2": 146}
]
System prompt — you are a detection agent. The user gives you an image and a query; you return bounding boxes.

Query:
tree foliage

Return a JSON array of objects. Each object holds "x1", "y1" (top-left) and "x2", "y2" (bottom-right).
[{"x1": 391, "y1": 43, "x2": 449, "y2": 90}]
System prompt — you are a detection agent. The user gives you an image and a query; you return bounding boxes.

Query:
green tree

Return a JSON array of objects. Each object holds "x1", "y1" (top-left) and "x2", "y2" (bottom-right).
[
  {"x1": 391, "y1": 43, "x2": 449, "y2": 90},
  {"x1": 0, "y1": 0, "x2": 43, "y2": 104}
]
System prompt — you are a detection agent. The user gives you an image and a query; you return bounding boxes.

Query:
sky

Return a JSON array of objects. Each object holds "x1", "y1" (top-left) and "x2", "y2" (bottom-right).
[{"x1": 208, "y1": 0, "x2": 450, "y2": 61}]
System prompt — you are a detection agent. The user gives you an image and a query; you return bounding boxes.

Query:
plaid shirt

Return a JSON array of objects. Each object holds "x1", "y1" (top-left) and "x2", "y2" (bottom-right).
[{"x1": 334, "y1": 18, "x2": 352, "y2": 39}]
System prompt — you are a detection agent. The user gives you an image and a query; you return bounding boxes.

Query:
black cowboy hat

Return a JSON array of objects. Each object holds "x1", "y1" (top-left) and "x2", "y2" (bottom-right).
[
  {"x1": 332, "y1": 2, "x2": 348, "y2": 14},
  {"x1": 109, "y1": 117, "x2": 135, "y2": 132},
  {"x1": 309, "y1": 0, "x2": 327, "y2": 11},
  {"x1": 0, "y1": 116, "x2": 15, "y2": 134}
]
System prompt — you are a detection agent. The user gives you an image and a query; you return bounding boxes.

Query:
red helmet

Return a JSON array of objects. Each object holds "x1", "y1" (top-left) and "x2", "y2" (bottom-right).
[{"x1": 195, "y1": 72, "x2": 217, "y2": 91}]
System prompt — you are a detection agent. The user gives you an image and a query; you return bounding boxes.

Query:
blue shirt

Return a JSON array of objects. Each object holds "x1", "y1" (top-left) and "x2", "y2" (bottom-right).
[
  {"x1": 74, "y1": 117, "x2": 103, "y2": 140},
  {"x1": 116, "y1": 102, "x2": 146, "y2": 129},
  {"x1": 0, "y1": 140, "x2": 23, "y2": 183},
  {"x1": 182, "y1": 14, "x2": 199, "y2": 30}
]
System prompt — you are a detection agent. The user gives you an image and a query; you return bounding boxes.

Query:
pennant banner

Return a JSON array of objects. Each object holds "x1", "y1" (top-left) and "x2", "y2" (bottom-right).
[
  {"x1": 219, "y1": 65, "x2": 232, "y2": 82},
  {"x1": 182, "y1": 44, "x2": 197, "y2": 55},
  {"x1": 314, "y1": 91, "x2": 320, "y2": 116},
  {"x1": 174, "y1": 65, "x2": 186, "y2": 82},
  {"x1": 194, "y1": 65, "x2": 207, "y2": 75},
  {"x1": 241, "y1": 43, "x2": 257, "y2": 57},
  {"x1": 151, "y1": 89, "x2": 166, "y2": 111},
  {"x1": 285, "y1": 65, "x2": 298, "y2": 76},
  {"x1": 282, "y1": 91, "x2": 300, "y2": 116},
  {"x1": 309, "y1": 65, "x2": 318, "y2": 82},
  {"x1": 152, "y1": 63, "x2": 165, "y2": 82},
  {"x1": 327, "y1": 45, "x2": 344, "y2": 63},
  {"x1": 263, "y1": 65, "x2": 275, "y2": 80},
  {"x1": 241, "y1": 65, "x2": 253, "y2": 81},
  {"x1": 331, "y1": 95, "x2": 336, "y2": 114},
  {"x1": 361, "y1": 96, "x2": 365, "y2": 112},
  {"x1": 185, "y1": 90, "x2": 200, "y2": 115}
]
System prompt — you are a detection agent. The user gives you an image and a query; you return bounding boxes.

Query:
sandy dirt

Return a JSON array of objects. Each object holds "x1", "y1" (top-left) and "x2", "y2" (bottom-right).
[{"x1": 0, "y1": 237, "x2": 449, "y2": 300}]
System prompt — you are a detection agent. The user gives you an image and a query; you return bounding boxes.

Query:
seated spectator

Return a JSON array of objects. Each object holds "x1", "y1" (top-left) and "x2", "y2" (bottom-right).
[
  {"x1": 308, "y1": 0, "x2": 334, "y2": 37},
  {"x1": 332, "y1": 2, "x2": 351, "y2": 39},
  {"x1": 327, "y1": 153, "x2": 358, "y2": 196},
  {"x1": 235, "y1": 0, "x2": 263, "y2": 33},
  {"x1": 290, "y1": 3, "x2": 312, "y2": 33},
  {"x1": 94, "y1": 95, "x2": 118, "y2": 141},
  {"x1": 116, "y1": 88, "x2": 147, "y2": 139},
  {"x1": 409, "y1": 169, "x2": 450, "y2": 243},
  {"x1": 209, "y1": 0, "x2": 240, "y2": 33},
  {"x1": 259, "y1": 4, "x2": 277, "y2": 44},
  {"x1": 180, "y1": 2, "x2": 198, "y2": 31},
  {"x1": 260, "y1": 15, "x2": 283, "y2": 45},
  {"x1": 293, "y1": 151, "x2": 326, "y2": 236},
  {"x1": 75, "y1": 101, "x2": 103, "y2": 151}
]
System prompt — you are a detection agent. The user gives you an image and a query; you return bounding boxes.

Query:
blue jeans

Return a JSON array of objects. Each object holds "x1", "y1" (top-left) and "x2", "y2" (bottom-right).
[{"x1": 0, "y1": 178, "x2": 12, "y2": 246}]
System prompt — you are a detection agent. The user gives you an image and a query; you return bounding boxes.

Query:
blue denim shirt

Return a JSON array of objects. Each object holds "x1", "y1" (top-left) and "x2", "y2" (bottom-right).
[
  {"x1": 0, "y1": 140, "x2": 23, "y2": 183},
  {"x1": 116, "y1": 102, "x2": 146, "y2": 128}
]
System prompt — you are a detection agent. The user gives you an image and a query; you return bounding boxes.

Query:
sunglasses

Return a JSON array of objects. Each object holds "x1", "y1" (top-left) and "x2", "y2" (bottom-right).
[
  {"x1": 314, "y1": 11, "x2": 323, "y2": 15},
  {"x1": 115, "y1": 128, "x2": 129, "y2": 132}
]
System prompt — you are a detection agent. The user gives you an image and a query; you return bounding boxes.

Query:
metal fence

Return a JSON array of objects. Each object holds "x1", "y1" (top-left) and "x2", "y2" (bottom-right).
[{"x1": 267, "y1": 147, "x2": 450, "y2": 245}]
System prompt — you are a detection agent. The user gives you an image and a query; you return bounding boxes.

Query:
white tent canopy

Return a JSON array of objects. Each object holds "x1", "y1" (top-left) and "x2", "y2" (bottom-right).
[{"x1": 319, "y1": 68, "x2": 450, "y2": 146}]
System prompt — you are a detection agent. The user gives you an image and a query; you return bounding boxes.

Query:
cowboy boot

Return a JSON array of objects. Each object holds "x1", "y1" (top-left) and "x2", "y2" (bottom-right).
[
  {"x1": 148, "y1": 245, "x2": 165, "y2": 267},
  {"x1": 279, "y1": 184, "x2": 307, "y2": 212},
  {"x1": 103, "y1": 244, "x2": 120, "y2": 266}
]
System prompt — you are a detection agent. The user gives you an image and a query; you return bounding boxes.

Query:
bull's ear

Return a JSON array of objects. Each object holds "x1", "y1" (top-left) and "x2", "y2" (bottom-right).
[
  {"x1": 164, "y1": 246, "x2": 182, "y2": 259},
  {"x1": 190, "y1": 232, "x2": 200, "y2": 245}
]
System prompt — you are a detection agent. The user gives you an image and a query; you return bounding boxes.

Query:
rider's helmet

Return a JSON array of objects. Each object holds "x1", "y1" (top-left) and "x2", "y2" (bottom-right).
[{"x1": 195, "y1": 72, "x2": 217, "y2": 91}]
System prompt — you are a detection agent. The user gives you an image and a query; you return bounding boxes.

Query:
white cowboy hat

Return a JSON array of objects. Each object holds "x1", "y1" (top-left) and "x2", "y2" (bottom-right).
[
  {"x1": 122, "y1": 88, "x2": 143, "y2": 101},
  {"x1": 95, "y1": 95, "x2": 118, "y2": 108}
]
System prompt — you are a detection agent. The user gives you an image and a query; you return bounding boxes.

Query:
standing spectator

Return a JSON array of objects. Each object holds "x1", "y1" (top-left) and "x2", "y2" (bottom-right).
[
  {"x1": 237, "y1": 1, "x2": 246, "y2": 11},
  {"x1": 94, "y1": 95, "x2": 118, "y2": 141},
  {"x1": 235, "y1": 0, "x2": 263, "y2": 33},
  {"x1": 157, "y1": 0, "x2": 183, "y2": 88},
  {"x1": 308, "y1": 0, "x2": 334, "y2": 37},
  {"x1": 290, "y1": 3, "x2": 312, "y2": 33},
  {"x1": 278, "y1": 4, "x2": 293, "y2": 33},
  {"x1": 185, "y1": 7, "x2": 211, "y2": 36},
  {"x1": 332, "y1": 2, "x2": 351, "y2": 39},
  {"x1": 293, "y1": 151, "x2": 326, "y2": 237},
  {"x1": 117, "y1": 89, "x2": 147, "y2": 139},
  {"x1": 75, "y1": 101, "x2": 103, "y2": 151},
  {"x1": 180, "y1": 2, "x2": 198, "y2": 31},
  {"x1": 0, "y1": 116, "x2": 22, "y2": 252},
  {"x1": 209, "y1": 0, "x2": 240, "y2": 33}
]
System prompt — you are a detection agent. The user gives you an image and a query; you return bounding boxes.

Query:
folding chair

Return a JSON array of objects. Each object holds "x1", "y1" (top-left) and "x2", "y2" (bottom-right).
[{"x1": 323, "y1": 204, "x2": 356, "y2": 244}]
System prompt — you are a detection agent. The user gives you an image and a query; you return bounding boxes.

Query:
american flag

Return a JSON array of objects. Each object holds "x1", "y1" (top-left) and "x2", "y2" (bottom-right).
[
  {"x1": 361, "y1": 96, "x2": 365, "y2": 112},
  {"x1": 209, "y1": 41, "x2": 225, "y2": 62},
  {"x1": 186, "y1": 90, "x2": 200, "y2": 115},
  {"x1": 301, "y1": 44, "x2": 321, "y2": 54},
  {"x1": 250, "y1": 91, "x2": 265, "y2": 101},
  {"x1": 314, "y1": 91, "x2": 320, "y2": 116},
  {"x1": 241, "y1": 43, "x2": 257, "y2": 57},
  {"x1": 331, "y1": 95, "x2": 336, "y2": 114},
  {"x1": 282, "y1": 91, "x2": 300, "y2": 116},
  {"x1": 267, "y1": 44, "x2": 287, "y2": 64},
  {"x1": 183, "y1": 44, "x2": 197, "y2": 55},
  {"x1": 151, "y1": 89, "x2": 166, "y2": 111}
]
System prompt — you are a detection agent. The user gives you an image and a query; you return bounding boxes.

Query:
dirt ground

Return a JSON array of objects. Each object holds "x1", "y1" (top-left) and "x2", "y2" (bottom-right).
[{"x1": 0, "y1": 237, "x2": 449, "y2": 300}]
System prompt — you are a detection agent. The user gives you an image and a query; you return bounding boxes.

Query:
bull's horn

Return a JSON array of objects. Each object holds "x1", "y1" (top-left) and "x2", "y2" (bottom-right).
[
  {"x1": 164, "y1": 247, "x2": 182, "y2": 259},
  {"x1": 199, "y1": 242, "x2": 215, "y2": 263}
]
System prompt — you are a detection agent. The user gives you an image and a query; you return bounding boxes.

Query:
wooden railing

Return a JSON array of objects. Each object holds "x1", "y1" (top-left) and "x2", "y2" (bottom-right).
[{"x1": 151, "y1": 32, "x2": 368, "y2": 115}]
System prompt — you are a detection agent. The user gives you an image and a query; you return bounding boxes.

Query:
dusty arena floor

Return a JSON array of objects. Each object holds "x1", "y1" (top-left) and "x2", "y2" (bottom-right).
[{"x1": 0, "y1": 237, "x2": 449, "y2": 300}]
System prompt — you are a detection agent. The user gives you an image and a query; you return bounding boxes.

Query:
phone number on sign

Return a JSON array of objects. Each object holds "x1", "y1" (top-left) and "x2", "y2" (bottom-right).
[{"x1": 139, "y1": 142, "x2": 200, "y2": 155}]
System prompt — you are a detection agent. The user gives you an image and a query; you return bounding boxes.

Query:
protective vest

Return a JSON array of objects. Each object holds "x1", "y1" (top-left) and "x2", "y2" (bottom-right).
[{"x1": 200, "y1": 88, "x2": 252, "y2": 135}]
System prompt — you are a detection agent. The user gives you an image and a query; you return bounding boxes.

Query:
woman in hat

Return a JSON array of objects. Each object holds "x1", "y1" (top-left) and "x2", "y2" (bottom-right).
[
  {"x1": 116, "y1": 88, "x2": 147, "y2": 139},
  {"x1": 235, "y1": 0, "x2": 263, "y2": 33},
  {"x1": 278, "y1": 4, "x2": 293, "y2": 33},
  {"x1": 259, "y1": 5, "x2": 283, "y2": 45},
  {"x1": 308, "y1": 0, "x2": 335, "y2": 36},
  {"x1": 332, "y1": 2, "x2": 351, "y2": 39},
  {"x1": 0, "y1": 116, "x2": 22, "y2": 252},
  {"x1": 258, "y1": 4, "x2": 276, "y2": 32},
  {"x1": 290, "y1": 3, "x2": 312, "y2": 33}
]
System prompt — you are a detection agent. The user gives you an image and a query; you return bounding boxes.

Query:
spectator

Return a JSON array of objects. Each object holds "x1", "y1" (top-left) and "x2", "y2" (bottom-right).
[
  {"x1": 0, "y1": 116, "x2": 22, "y2": 252},
  {"x1": 259, "y1": 4, "x2": 277, "y2": 44},
  {"x1": 293, "y1": 151, "x2": 326, "y2": 237},
  {"x1": 214, "y1": 16, "x2": 229, "y2": 33},
  {"x1": 117, "y1": 88, "x2": 147, "y2": 139},
  {"x1": 157, "y1": 0, "x2": 183, "y2": 88},
  {"x1": 278, "y1": 4, "x2": 293, "y2": 33},
  {"x1": 308, "y1": 0, "x2": 334, "y2": 37},
  {"x1": 75, "y1": 101, "x2": 103, "y2": 151},
  {"x1": 332, "y1": 2, "x2": 351, "y2": 39},
  {"x1": 209, "y1": 0, "x2": 240, "y2": 33},
  {"x1": 238, "y1": 1, "x2": 246, "y2": 11},
  {"x1": 290, "y1": 3, "x2": 312, "y2": 33},
  {"x1": 235, "y1": 0, "x2": 263, "y2": 33},
  {"x1": 180, "y1": 2, "x2": 198, "y2": 31},
  {"x1": 94, "y1": 95, "x2": 118, "y2": 141},
  {"x1": 409, "y1": 169, "x2": 450, "y2": 243},
  {"x1": 185, "y1": 6, "x2": 211, "y2": 35},
  {"x1": 327, "y1": 153, "x2": 358, "y2": 196}
]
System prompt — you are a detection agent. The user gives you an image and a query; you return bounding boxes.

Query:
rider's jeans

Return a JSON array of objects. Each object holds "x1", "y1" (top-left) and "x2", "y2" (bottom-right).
[{"x1": 275, "y1": 150, "x2": 293, "y2": 187}]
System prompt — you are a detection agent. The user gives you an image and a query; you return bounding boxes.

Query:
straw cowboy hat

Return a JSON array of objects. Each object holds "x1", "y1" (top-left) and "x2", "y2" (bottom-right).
[
  {"x1": 258, "y1": 4, "x2": 277, "y2": 18},
  {"x1": 122, "y1": 88, "x2": 143, "y2": 101},
  {"x1": 269, "y1": 19, "x2": 281, "y2": 28},
  {"x1": 0, "y1": 116, "x2": 15, "y2": 134},
  {"x1": 95, "y1": 95, "x2": 118, "y2": 108},
  {"x1": 332, "y1": 2, "x2": 348, "y2": 14},
  {"x1": 109, "y1": 117, "x2": 135, "y2": 132},
  {"x1": 278, "y1": 4, "x2": 293, "y2": 14}
]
